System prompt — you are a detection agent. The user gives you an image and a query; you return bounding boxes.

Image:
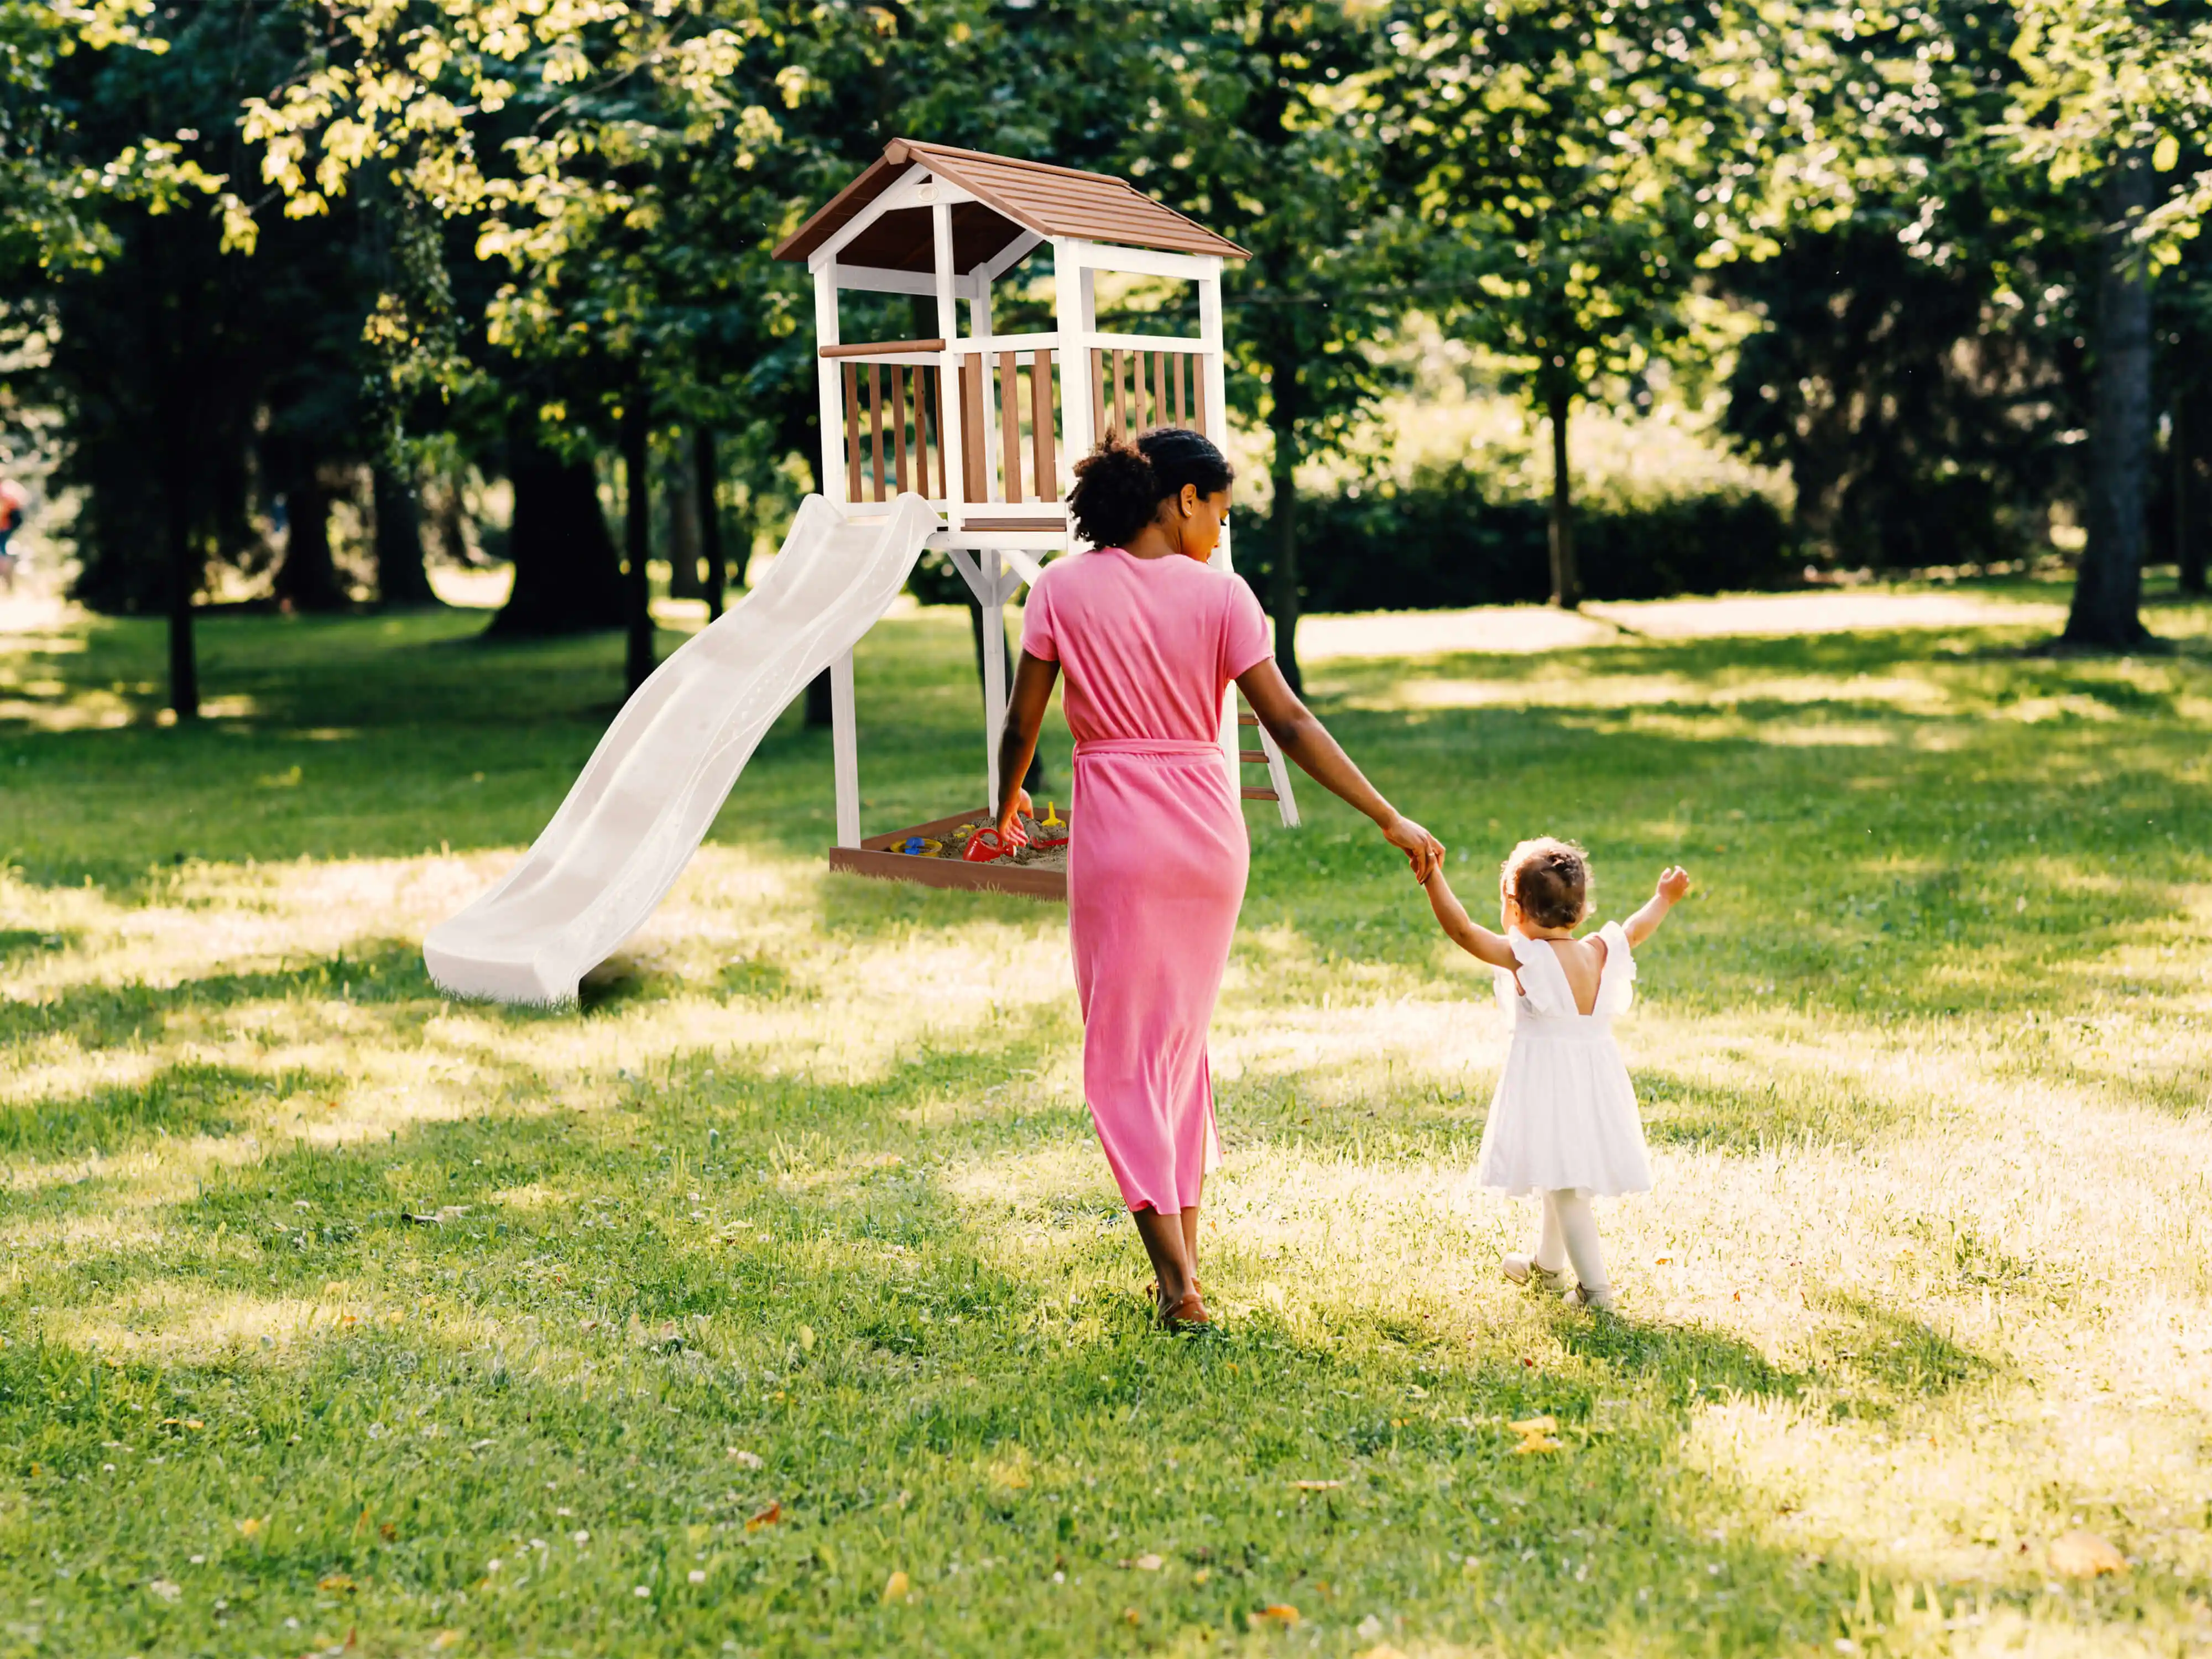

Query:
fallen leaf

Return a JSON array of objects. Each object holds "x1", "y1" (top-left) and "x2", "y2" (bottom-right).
[
  {"x1": 379, "y1": 1523, "x2": 398, "y2": 1543},
  {"x1": 1122, "y1": 1608, "x2": 1140, "y2": 1625},
  {"x1": 1508, "y1": 1416, "x2": 1558, "y2": 1437},
  {"x1": 2049, "y1": 1530, "x2": 2126, "y2": 1578},
  {"x1": 1513, "y1": 1437, "x2": 1563, "y2": 1455},
  {"x1": 430, "y1": 1634, "x2": 462, "y2": 1651},
  {"x1": 1289, "y1": 1480, "x2": 1343, "y2": 1491},
  {"x1": 746, "y1": 1501, "x2": 782, "y2": 1531},
  {"x1": 727, "y1": 1448, "x2": 764, "y2": 1469},
  {"x1": 319, "y1": 1573, "x2": 358, "y2": 1593},
  {"x1": 1193, "y1": 1568, "x2": 1212, "y2": 1585},
  {"x1": 237, "y1": 1517, "x2": 265, "y2": 1540},
  {"x1": 1249, "y1": 1604, "x2": 1301, "y2": 1627},
  {"x1": 882, "y1": 1569, "x2": 910, "y2": 1604},
  {"x1": 1132, "y1": 1553, "x2": 1164, "y2": 1571}
]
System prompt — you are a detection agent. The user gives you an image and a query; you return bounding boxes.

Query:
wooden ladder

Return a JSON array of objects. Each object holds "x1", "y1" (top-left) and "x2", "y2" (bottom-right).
[{"x1": 1236, "y1": 703, "x2": 1300, "y2": 827}]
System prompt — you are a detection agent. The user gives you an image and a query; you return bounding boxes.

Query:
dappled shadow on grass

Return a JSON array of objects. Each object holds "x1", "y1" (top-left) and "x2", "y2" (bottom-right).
[
  {"x1": 0, "y1": 938, "x2": 437, "y2": 1052},
  {"x1": 1639, "y1": 1068, "x2": 1907, "y2": 1156},
  {"x1": 0, "y1": 1060, "x2": 341, "y2": 1161}
]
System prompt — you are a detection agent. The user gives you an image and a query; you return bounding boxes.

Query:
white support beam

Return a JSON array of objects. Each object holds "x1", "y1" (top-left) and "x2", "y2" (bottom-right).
[
  {"x1": 829, "y1": 265, "x2": 985, "y2": 300},
  {"x1": 979, "y1": 229, "x2": 1045, "y2": 283},
  {"x1": 1065, "y1": 243, "x2": 1226, "y2": 285},
  {"x1": 831, "y1": 649, "x2": 860, "y2": 848},
  {"x1": 1198, "y1": 265, "x2": 1240, "y2": 800},
  {"x1": 932, "y1": 201, "x2": 966, "y2": 536},
  {"x1": 981, "y1": 547, "x2": 1008, "y2": 809},
  {"x1": 813, "y1": 265, "x2": 845, "y2": 507},
  {"x1": 1053, "y1": 240, "x2": 1093, "y2": 536}
]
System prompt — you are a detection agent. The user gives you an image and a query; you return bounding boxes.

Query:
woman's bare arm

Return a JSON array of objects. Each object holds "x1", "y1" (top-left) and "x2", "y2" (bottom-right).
[
  {"x1": 1235, "y1": 657, "x2": 1442, "y2": 880},
  {"x1": 993, "y1": 649, "x2": 1061, "y2": 835},
  {"x1": 1421, "y1": 866, "x2": 1519, "y2": 968}
]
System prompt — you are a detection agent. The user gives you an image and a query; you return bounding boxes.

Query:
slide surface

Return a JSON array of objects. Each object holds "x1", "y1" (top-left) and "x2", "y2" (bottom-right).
[{"x1": 424, "y1": 493, "x2": 940, "y2": 1004}]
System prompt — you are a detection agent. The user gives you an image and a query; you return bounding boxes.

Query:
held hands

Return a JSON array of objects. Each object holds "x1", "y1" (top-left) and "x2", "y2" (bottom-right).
[
  {"x1": 1655, "y1": 865, "x2": 1693, "y2": 904},
  {"x1": 1381, "y1": 812, "x2": 1445, "y2": 883}
]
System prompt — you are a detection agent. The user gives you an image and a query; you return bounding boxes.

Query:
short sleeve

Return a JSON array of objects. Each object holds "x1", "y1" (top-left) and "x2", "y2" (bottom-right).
[
  {"x1": 1018, "y1": 567, "x2": 1060, "y2": 662},
  {"x1": 1595, "y1": 922, "x2": 1637, "y2": 1014},
  {"x1": 1219, "y1": 575, "x2": 1272, "y2": 680}
]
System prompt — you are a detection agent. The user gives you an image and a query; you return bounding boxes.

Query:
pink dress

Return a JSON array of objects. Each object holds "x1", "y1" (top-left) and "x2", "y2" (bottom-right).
[{"x1": 1019, "y1": 548, "x2": 1272, "y2": 1213}]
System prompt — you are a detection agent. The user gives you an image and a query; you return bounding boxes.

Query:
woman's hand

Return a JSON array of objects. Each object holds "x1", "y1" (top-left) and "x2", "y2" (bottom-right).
[{"x1": 1381, "y1": 812, "x2": 1444, "y2": 882}]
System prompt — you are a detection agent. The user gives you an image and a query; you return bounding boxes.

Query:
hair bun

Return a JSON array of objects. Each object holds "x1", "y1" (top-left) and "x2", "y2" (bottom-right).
[{"x1": 1067, "y1": 426, "x2": 1234, "y2": 549}]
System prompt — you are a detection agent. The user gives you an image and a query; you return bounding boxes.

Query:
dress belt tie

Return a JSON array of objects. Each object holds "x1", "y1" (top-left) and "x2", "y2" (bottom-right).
[{"x1": 1073, "y1": 739, "x2": 1222, "y2": 758}]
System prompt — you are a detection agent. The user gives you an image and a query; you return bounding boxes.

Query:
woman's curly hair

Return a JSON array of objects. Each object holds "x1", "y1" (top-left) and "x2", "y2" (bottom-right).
[
  {"x1": 1501, "y1": 837, "x2": 1592, "y2": 931},
  {"x1": 1067, "y1": 426, "x2": 1234, "y2": 549}
]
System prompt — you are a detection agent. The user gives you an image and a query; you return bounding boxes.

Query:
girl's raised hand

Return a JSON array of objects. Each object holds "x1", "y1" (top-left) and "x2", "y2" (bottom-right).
[{"x1": 1656, "y1": 865, "x2": 1692, "y2": 902}]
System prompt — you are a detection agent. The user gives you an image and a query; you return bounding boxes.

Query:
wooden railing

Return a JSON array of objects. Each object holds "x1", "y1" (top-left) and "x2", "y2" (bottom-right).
[
  {"x1": 826, "y1": 336, "x2": 1211, "y2": 510},
  {"x1": 958, "y1": 350, "x2": 1059, "y2": 508},
  {"x1": 1091, "y1": 346, "x2": 1207, "y2": 444}
]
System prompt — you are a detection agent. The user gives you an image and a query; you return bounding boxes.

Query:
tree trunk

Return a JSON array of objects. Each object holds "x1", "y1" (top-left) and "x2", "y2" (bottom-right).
[
  {"x1": 373, "y1": 465, "x2": 441, "y2": 607},
  {"x1": 273, "y1": 472, "x2": 346, "y2": 611},
  {"x1": 2065, "y1": 155, "x2": 2156, "y2": 648},
  {"x1": 2179, "y1": 389, "x2": 2208, "y2": 596},
  {"x1": 488, "y1": 416, "x2": 624, "y2": 637},
  {"x1": 696, "y1": 425, "x2": 725, "y2": 620},
  {"x1": 1267, "y1": 356, "x2": 1303, "y2": 695},
  {"x1": 623, "y1": 390, "x2": 655, "y2": 695},
  {"x1": 665, "y1": 430, "x2": 705, "y2": 599},
  {"x1": 165, "y1": 458, "x2": 199, "y2": 721},
  {"x1": 1547, "y1": 384, "x2": 1581, "y2": 609}
]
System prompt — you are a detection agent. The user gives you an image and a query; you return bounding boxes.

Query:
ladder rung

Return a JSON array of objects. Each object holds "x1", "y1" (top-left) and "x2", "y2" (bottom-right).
[
  {"x1": 1237, "y1": 713, "x2": 1259, "y2": 726},
  {"x1": 1239, "y1": 749, "x2": 1268, "y2": 764},
  {"x1": 1240, "y1": 786, "x2": 1279, "y2": 801}
]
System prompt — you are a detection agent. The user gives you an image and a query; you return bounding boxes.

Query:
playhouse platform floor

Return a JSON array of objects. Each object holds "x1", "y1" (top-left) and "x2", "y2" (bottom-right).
[{"x1": 828, "y1": 807, "x2": 1071, "y2": 900}]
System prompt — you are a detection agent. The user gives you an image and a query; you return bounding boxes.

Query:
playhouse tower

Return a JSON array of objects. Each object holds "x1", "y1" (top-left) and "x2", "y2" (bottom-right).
[{"x1": 773, "y1": 139, "x2": 1296, "y2": 875}]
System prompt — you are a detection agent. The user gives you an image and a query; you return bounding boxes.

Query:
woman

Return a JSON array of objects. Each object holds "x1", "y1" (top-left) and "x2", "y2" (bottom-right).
[{"x1": 993, "y1": 429, "x2": 1443, "y2": 1329}]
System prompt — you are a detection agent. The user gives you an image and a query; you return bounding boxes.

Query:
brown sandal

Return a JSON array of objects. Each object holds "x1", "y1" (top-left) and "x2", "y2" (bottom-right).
[{"x1": 1159, "y1": 1289, "x2": 1213, "y2": 1331}]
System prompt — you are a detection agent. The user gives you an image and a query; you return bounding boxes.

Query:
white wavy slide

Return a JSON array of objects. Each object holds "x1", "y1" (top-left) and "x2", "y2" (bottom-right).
[{"x1": 424, "y1": 492, "x2": 940, "y2": 1005}]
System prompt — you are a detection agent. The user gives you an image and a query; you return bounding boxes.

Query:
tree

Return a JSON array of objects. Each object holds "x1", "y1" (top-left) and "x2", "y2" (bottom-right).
[
  {"x1": 1126, "y1": 2, "x2": 1407, "y2": 690},
  {"x1": 1385, "y1": 0, "x2": 1748, "y2": 609},
  {"x1": 1998, "y1": 0, "x2": 2212, "y2": 646}
]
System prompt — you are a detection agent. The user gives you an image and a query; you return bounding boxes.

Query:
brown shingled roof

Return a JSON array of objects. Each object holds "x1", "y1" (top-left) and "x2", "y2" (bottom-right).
[{"x1": 772, "y1": 139, "x2": 1249, "y2": 269}]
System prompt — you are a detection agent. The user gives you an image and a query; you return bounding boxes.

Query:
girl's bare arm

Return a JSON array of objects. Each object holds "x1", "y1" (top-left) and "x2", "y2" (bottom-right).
[
  {"x1": 1422, "y1": 867, "x2": 1519, "y2": 968},
  {"x1": 1623, "y1": 865, "x2": 1693, "y2": 947}
]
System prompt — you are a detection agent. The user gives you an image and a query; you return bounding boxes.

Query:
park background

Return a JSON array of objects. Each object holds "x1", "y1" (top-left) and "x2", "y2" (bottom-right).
[{"x1": 4, "y1": 3, "x2": 2212, "y2": 1657}]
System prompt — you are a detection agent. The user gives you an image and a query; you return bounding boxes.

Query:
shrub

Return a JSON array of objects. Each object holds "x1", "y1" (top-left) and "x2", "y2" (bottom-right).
[{"x1": 1238, "y1": 463, "x2": 1798, "y2": 612}]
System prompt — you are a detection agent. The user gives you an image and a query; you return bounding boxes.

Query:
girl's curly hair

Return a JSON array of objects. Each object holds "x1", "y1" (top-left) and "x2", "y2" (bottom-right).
[
  {"x1": 1067, "y1": 426, "x2": 1234, "y2": 549},
  {"x1": 1501, "y1": 837, "x2": 1592, "y2": 931}
]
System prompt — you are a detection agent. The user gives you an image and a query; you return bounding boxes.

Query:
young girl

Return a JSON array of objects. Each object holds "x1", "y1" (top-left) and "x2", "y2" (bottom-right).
[{"x1": 1421, "y1": 839, "x2": 1691, "y2": 1311}]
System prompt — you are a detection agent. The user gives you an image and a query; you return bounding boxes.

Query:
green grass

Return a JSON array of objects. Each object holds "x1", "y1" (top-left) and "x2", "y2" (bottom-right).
[{"x1": 2, "y1": 580, "x2": 2210, "y2": 1657}]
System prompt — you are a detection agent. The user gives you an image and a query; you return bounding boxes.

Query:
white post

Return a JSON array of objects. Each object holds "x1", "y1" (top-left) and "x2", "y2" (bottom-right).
[
  {"x1": 1196, "y1": 265, "x2": 1243, "y2": 801},
  {"x1": 982, "y1": 547, "x2": 1007, "y2": 809},
  {"x1": 1053, "y1": 241, "x2": 1093, "y2": 524},
  {"x1": 971, "y1": 275, "x2": 999, "y2": 502},
  {"x1": 815, "y1": 265, "x2": 845, "y2": 507},
  {"x1": 831, "y1": 649, "x2": 860, "y2": 848},
  {"x1": 932, "y1": 201, "x2": 965, "y2": 532}
]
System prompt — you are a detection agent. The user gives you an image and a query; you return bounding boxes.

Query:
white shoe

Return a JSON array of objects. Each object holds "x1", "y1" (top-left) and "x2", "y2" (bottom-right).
[
  {"x1": 1563, "y1": 1282, "x2": 1617, "y2": 1312},
  {"x1": 1502, "y1": 1253, "x2": 1572, "y2": 1292}
]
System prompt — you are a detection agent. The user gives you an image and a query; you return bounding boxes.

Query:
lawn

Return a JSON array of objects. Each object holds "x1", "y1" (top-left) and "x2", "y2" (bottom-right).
[{"x1": 2, "y1": 580, "x2": 2210, "y2": 1658}]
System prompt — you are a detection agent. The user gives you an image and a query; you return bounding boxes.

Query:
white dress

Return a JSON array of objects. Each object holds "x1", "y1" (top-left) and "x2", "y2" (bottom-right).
[{"x1": 1474, "y1": 923, "x2": 1653, "y2": 1197}]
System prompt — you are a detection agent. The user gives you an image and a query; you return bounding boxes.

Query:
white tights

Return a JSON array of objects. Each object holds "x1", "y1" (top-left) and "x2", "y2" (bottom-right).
[{"x1": 1532, "y1": 1189, "x2": 1609, "y2": 1296}]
